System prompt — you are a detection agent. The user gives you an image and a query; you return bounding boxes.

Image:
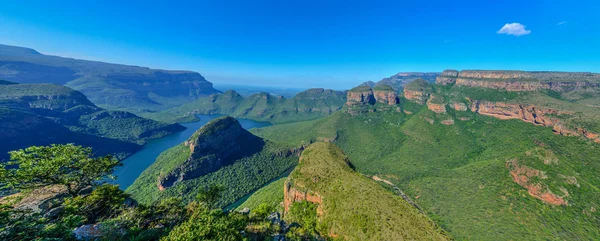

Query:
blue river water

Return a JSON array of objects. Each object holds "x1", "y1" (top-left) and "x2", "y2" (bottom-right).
[{"x1": 112, "y1": 115, "x2": 271, "y2": 189}]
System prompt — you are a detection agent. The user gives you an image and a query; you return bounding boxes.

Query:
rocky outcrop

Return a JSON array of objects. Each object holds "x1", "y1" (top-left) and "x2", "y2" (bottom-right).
[
  {"x1": 346, "y1": 85, "x2": 397, "y2": 106},
  {"x1": 506, "y1": 159, "x2": 567, "y2": 206},
  {"x1": 373, "y1": 90, "x2": 399, "y2": 106},
  {"x1": 346, "y1": 87, "x2": 375, "y2": 106},
  {"x1": 470, "y1": 100, "x2": 600, "y2": 143},
  {"x1": 451, "y1": 102, "x2": 468, "y2": 111},
  {"x1": 435, "y1": 69, "x2": 459, "y2": 85},
  {"x1": 157, "y1": 117, "x2": 265, "y2": 190},
  {"x1": 442, "y1": 70, "x2": 600, "y2": 92},
  {"x1": 283, "y1": 181, "x2": 324, "y2": 215},
  {"x1": 403, "y1": 79, "x2": 431, "y2": 104},
  {"x1": 426, "y1": 94, "x2": 446, "y2": 113}
]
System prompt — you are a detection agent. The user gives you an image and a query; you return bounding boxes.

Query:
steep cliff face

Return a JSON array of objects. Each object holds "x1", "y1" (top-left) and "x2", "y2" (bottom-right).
[
  {"x1": 403, "y1": 79, "x2": 431, "y2": 104},
  {"x1": 435, "y1": 69, "x2": 459, "y2": 85},
  {"x1": 469, "y1": 100, "x2": 600, "y2": 143},
  {"x1": 157, "y1": 117, "x2": 265, "y2": 189},
  {"x1": 346, "y1": 86, "x2": 375, "y2": 106},
  {"x1": 426, "y1": 94, "x2": 446, "y2": 113},
  {"x1": 346, "y1": 85, "x2": 397, "y2": 106},
  {"x1": 440, "y1": 69, "x2": 600, "y2": 92}
]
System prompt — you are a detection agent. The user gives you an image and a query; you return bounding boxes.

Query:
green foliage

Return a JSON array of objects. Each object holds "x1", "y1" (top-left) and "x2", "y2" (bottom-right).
[
  {"x1": 255, "y1": 102, "x2": 600, "y2": 240},
  {"x1": 287, "y1": 201, "x2": 318, "y2": 234},
  {"x1": 235, "y1": 177, "x2": 286, "y2": 211},
  {"x1": 63, "y1": 184, "x2": 128, "y2": 223},
  {"x1": 0, "y1": 144, "x2": 120, "y2": 197},
  {"x1": 143, "y1": 88, "x2": 347, "y2": 124},
  {"x1": 127, "y1": 141, "x2": 297, "y2": 207},
  {"x1": 160, "y1": 209, "x2": 248, "y2": 241},
  {"x1": 196, "y1": 185, "x2": 226, "y2": 210}
]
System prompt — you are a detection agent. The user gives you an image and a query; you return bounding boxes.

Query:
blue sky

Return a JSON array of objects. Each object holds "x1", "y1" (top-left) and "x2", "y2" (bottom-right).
[{"x1": 1, "y1": 0, "x2": 599, "y2": 89}]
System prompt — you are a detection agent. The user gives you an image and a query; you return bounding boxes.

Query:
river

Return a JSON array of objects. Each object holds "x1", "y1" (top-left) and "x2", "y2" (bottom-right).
[{"x1": 112, "y1": 114, "x2": 272, "y2": 189}]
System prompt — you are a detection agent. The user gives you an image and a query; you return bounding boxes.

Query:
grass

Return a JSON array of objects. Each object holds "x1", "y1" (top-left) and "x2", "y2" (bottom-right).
[
  {"x1": 285, "y1": 142, "x2": 449, "y2": 240},
  {"x1": 234, "y1": 176, "x2": 287, "y2": 211},
  {"x1": 253, "y1": 99, "x2": 600, "y2": 240}
]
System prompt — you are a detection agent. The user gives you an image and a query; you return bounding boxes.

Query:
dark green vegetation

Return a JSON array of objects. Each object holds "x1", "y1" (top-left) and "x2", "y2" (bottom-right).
[
  {"x1": 252, "y1": 86, "x2": 600, "y2": 240},
  {"x1": 0, "y1": 82, "x2": 184, "y2": 161},
  {"x1": 0, "y1": 144, "x2": 299, "y2": 241},
  {"x1": 0, "y1": 44, "x2": 219, "y2": 112},
  {"x1": 127, "y1": 117, "x2": 298, "y2": 208},
  {"x1": 284, "y1": 142, "x2": 449, "y2": 240},
  {"x1": 0, "y1": 144, "x2": 120, "y2": 197},
  {"x1": 361, "y1": 72, "x2": 440, "y2": 92},
  {"x1": 142, "y1": 88, "x2": 347, "y2": 124}
]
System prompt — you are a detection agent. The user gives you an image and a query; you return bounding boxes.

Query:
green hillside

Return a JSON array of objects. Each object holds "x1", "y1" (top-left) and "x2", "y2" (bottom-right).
[
  {"x1": 0, "y1": 83, "x2": 184, "y2": 160},
  {"x1": 0, "y1": 44, "x2": 219, "y2": 112},
  {"x1": 252, "y1": 96, "x2": 600, "y2": 240},
  {"x1": 284, "y1": 142, "x2": 449, "y2": 240},
  {"x1": 143, "y1": 88, "x2": 347, "y2": 124},
  {"x1": 126, "y1": 117, "x2": 298, "y2": 207}
]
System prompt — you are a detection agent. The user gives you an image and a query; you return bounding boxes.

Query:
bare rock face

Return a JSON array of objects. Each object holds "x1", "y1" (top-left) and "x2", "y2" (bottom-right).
[
  {"x1": 283, "y1": 181, "x2": 324, "y2": 215},
  {"x1": 426, "y1": 94, "x2": 446, "y2": 113},
  {"x1": 448, "y1": 70, "x2": 600, "y2": 91},
  {"x1": 507, "y1": 159, "x2": 567, "y2": 206},
  {"x1": 436, "y1": 69, "x2": 459, "y2": 85},
  {"x1": 346, "y1": 87, "x2": 375, "y2": 106},
  {"x1": 470, "y1": 100, "x2": 600, "y2": 143},
  {"x1": 373, "y1": 90, "x2": 399, "y2": 105},
  {"x1": 451, "y1": 102, "x2": 468, "y2": 111},
  {"x1": 403, "y1": 79, "x2": 431, "y2": 104},
  {"x1": 157, "y1": 117, "x2": 265, "y2": 190}
]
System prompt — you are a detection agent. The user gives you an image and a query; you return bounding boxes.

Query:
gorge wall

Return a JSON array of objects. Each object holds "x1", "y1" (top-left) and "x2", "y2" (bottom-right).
[{"x1": 436, "y1": 69, "x2": 600, "y2": 91}]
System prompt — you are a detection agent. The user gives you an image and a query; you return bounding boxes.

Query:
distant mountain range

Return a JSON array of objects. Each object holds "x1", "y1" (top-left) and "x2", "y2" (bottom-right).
[
  {"x1": 142, "y1": 88, "x2": 348, "y2": 124},
  {"x1": 0, "y1": 44, "x2": 219, "y2": 112},
  {"x1": 0, "y1": 80, "x2": 184, "y2": 161}
]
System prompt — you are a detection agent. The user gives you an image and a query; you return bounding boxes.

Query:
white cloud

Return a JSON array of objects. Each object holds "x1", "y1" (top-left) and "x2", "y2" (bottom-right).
[
  {"x1": 556, "y1": 21, "x2": 567, "y2": 26},
  {"x1": 497, "y1": 23, "x2": 531, "y2": 36}
]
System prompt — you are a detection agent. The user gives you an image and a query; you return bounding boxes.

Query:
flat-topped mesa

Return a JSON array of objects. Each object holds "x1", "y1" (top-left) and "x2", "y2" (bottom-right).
[
  {"x1": 346, "y1": 85, "x2": 397, "y2": 106},
  {"x1": 403, "y1": 79, "x2": 431, "y2": 104},
  {"x1": 372, "y1": 85, "x2": 399, "y2": 105},
  {"x1": 157, "y1": 116, "x2": 264, "y2": 190},
  {"x1": 440, "y1": 69, "x2": 600, "y2": 91},
  {"x1": 435, "y1": 69, "x2": 459, "y2": 85}
]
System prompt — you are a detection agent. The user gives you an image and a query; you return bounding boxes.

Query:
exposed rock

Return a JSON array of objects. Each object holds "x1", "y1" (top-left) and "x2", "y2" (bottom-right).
[
  {"x1": 403, "y1": 79, "x2": 431, "y2": 104},
  {"x1": 346, "y1": 86, "x2": 375, "y2": 106},
  {"x1": 451, "y1": 70, "x2": 600, "y2": 92},
  {"x1": 43, "y1": 206, "x2": 65, "y2": 219},
  {"x1": 441, "y1": 119, "x2": 455, "y2": 125},
  {"x1": 435, "y1": 69, "x2": 459, "y2": 85},
  {"x1": 469, "y1": 100, "x2": 600, "y2": 143},
  {"x1": 283, "y1": 181, "x2": 323, "y2": 215},
  {"x1": 506, "y1": 159, "x2": 567, "y2": 206},
  {"x1": 73, "y1": 224, "x2": 103, "y2": 240},
  {"x1": 157, "y1": 116, "x2": 265, "y2": 189},
  {"x1": 451, "y1": 102, "x2": 468, "y2": 111},
  {"x1": 426, "y1": 94, "x2": 446, "y2": 113},
  {"x1": 239, "y1": 207, "x2": 250, "y2": 215},
  {"x1": 373, "y1": 89, "x2": 399, "y2": 105}
]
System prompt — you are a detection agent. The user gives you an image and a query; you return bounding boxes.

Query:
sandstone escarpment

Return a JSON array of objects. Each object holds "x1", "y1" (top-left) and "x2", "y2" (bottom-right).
[
  {"x1": 443, "y1": 70, "x2": 600, "y2": 91},
  {"x1": 346, "y1": 86, "x2": 375, "y2": 106},
  {"x1": 157, "y1": 117, "x2": 265, "y2": 190},
  {"x1": 346, "y1": 85, "x2": 397, "y2": 106},
  {"x1": 403, "y1": 79, "x2": 431, "y2": 104},
  {"x1": 426, "y1": 94, "x2": 446, "y2": 113},
  {"x1": 435, "y1": 69, "x2": 459, "y2": 85},
  {"x1": 470, "y1": 100, "x2": 600, "y2": 143}
]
